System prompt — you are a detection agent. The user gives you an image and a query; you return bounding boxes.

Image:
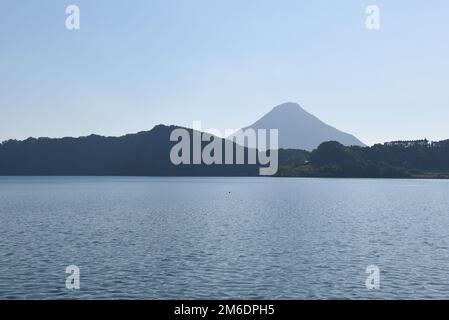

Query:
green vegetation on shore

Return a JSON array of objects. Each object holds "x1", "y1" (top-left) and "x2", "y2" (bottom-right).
[{"x1": 277, "y1": 140, "x2": 449, "y2": 179}]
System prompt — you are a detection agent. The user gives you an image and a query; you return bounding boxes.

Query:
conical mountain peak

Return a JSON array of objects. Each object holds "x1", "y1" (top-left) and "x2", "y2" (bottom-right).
[{"x1": 240, "y1": 102, "x2": 365, "y2": 151}]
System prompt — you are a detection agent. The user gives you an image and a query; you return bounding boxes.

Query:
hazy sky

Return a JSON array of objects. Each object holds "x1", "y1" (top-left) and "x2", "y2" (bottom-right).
[{"x1": 1, "y1": 0, "x2": 448, "y2": 145}]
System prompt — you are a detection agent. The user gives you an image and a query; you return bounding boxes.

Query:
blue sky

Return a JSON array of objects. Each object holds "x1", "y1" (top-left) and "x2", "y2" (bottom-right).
[{"x1": 1, "y1": 0, "x2": 448, "y2": 145}]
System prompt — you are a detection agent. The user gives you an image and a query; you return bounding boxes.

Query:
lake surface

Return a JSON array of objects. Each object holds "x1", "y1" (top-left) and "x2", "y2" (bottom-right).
[{"x1": 0, "y1": 176, "x2": 449, "y2": 299}]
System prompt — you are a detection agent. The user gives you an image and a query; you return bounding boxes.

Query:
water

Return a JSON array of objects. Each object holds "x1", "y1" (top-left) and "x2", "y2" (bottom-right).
[{"x1": 0, "y1": 176, "x2": 449, "y2": 299}]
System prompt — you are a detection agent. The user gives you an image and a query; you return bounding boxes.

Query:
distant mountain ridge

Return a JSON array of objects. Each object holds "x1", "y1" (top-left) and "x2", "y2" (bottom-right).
[
  {"x1": 235, "y1": 102, "x2": 365, "y2": 151},
  {"x1": 1, "y1": 124, "x2": 449, "y2": 178},
  {"x1": 0, "y1": 125, "x2": 260, "y2": 176},
  {"x1": 3, "y1": 101, "x2": 448, "y2": 179}
]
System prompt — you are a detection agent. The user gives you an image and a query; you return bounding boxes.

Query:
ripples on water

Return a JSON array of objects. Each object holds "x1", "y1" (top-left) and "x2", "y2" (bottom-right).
[{"x1": 0, "y1": 177, "x2": 449, "y2": 299}]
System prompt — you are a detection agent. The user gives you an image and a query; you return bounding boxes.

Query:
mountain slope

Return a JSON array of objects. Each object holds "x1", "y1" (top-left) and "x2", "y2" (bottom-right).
[
  {"x1": 235, "y1": 102, "x2": 365, "y2": 151},
  {"x1": 0, "y1": 125, "x2": 260, "y2": 176}
]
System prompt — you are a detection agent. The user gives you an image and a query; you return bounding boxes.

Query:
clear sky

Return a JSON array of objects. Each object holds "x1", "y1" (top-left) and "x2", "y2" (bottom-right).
[{"x1": 1, "y1": 0, "x2": 448, "y2": 145}]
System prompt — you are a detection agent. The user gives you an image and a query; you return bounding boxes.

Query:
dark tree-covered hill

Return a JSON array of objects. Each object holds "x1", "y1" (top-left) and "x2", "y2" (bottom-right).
[{"x1": 0, "y1": 125, "x2": 260, "y2": 176}]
